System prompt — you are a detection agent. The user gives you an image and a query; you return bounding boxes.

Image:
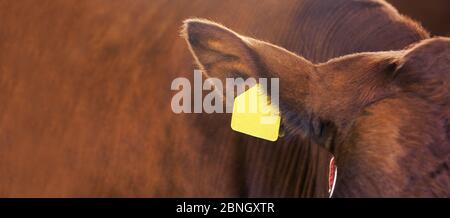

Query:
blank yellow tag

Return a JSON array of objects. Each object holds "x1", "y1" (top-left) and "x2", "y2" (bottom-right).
[{"x1": 231, "y1": 84, "x2": 280, "y2": 141}]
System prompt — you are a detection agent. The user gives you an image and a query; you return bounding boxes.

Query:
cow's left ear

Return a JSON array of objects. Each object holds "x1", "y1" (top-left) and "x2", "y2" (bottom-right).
[
  {"x1": 182, "y1": 19, "x2": 261, "y2": 82},
  {"x1": 182, "y1": 18, "x2": 316, "y2": 100},
  {"x1": 393, "y1": 37, "x2": 450, "y2": 100}
]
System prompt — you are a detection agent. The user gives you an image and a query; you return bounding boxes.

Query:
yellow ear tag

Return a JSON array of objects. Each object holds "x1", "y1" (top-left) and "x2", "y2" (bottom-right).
[{"x1": 231, "y1": 84, "x2": 281, "y2": 141}]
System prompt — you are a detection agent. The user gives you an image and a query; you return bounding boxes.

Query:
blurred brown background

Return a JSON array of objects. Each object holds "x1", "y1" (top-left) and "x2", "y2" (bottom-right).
[{"x1": 388, "y1": 0, "x2": 450, "y2": 36}]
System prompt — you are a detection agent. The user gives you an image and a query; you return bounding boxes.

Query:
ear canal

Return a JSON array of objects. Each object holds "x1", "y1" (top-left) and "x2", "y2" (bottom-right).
[
  {"x1": 182, "y1": 19, "x2": 260, "y2": 81},
  {"x1": 384, "y1": 57, "x2": 402, "y2": 79}
]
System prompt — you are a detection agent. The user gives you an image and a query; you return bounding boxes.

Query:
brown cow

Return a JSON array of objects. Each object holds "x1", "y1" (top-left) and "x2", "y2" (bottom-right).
[
  {"x1": 0, "y1": 0, "x2": 430, "y2": 197},
  {"x1": 183, "y1": 18, "x2": 450, "y2": 197}
]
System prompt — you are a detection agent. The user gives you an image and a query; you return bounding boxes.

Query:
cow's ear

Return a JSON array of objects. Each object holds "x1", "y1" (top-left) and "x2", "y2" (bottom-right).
[
  {"x1": 182, "y1": 19, "x2": 261, "y2": 82},
  {"x1": 393, "y1": 38, "x2": 450, "y2": 100}
]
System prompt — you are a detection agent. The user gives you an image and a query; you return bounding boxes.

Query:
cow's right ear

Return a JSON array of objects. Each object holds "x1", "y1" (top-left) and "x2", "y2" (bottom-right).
[
  {"x1": 182, "y1": 19, "x2": 261, "y2": 83},
  {"x1": 393, "y1": 38, "x2": 450, "y2": 102}
]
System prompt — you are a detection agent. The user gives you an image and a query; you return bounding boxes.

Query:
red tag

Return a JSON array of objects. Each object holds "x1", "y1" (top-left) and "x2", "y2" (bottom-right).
[{"x1": 329, "y1": 157, "x2": 337, "y2": 196}]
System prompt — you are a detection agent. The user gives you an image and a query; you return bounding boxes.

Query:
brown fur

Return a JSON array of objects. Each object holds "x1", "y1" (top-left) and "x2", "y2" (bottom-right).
[{"x1": 0, "y1": 0, "x2": 432, "y2": 197}]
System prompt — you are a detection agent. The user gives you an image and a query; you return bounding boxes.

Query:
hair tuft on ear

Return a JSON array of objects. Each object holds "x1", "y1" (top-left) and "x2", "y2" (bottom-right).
[{"x1": 384, "y1": 57, "x2": 402, "y2": 79}]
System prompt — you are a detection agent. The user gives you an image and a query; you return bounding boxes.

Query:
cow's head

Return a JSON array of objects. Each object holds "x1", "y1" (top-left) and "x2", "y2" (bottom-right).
[{"x1": 182, "y1": 19, "x2": 450, "y2": 184}]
